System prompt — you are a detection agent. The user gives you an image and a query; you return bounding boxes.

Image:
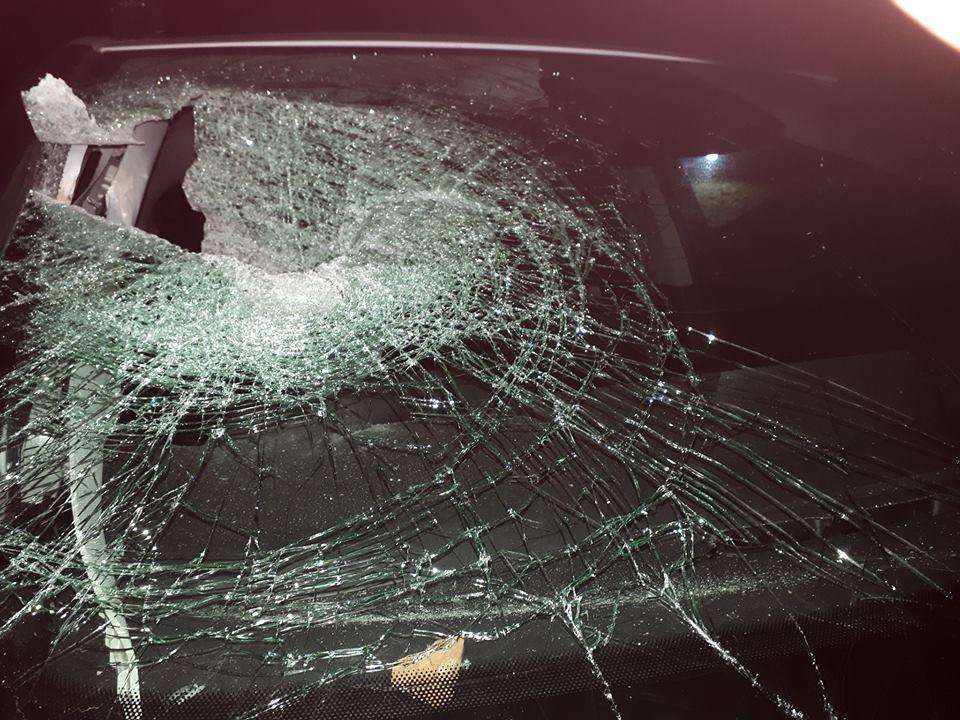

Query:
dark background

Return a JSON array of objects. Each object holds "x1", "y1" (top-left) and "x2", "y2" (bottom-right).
[{"x1": 2, "y1": 0, "x2": 959, "y2": 89}]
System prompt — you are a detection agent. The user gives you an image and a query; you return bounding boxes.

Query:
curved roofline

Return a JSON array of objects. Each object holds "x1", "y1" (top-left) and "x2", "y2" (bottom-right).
[
  {"x1": 73, "y1": 35, "x2": 837, "y2": 84},
  {"x1": 82, "y1": 35, "x2": 717, "y2": 66}
]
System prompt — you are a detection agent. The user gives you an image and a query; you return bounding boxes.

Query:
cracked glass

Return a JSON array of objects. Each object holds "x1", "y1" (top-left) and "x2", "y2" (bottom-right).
[{"x1": 2, "y1": 51, "x2": 959, "y2": 720}]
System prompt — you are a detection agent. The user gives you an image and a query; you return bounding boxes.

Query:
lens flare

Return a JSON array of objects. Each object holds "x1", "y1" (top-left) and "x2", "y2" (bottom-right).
[{"x1": 893, "y1": 0, "x2": 960, "y2": 50}]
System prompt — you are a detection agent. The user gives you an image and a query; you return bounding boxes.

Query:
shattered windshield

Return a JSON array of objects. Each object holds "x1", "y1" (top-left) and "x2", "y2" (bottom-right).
[{"x1": 2, "y1": 50, "x2": 959, "y2": 719}]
